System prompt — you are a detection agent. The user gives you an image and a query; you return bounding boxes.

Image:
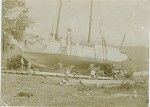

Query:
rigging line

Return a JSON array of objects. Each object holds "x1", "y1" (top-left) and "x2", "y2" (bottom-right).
[
  {"x1": 68, "y1": 0, "x2": 71, "y2": 28},
  {"x1": 98, "y1": 21, "x2": 107, "y2": 60},
  {"x1": 55, "y1": 0, "x2": 62, "y2": 41},
  {"x1": 119, "y1": 33, "x2": 126, "y2": 50},
  {"x1": 103, "y1": 37, "x2": 108, "y2": 60},
  {"x1": 102, "y1": 38, "x2": 105, "y2": 61},
  {"x1": 98, "y1": 21, "x2": 104, "y2": 61},
  {"x1": 36, "y1": 39, "x2": 47, "y2": 49},
  {"x1": 87, "y1": 0, "x2": 93, "y2": 43}
]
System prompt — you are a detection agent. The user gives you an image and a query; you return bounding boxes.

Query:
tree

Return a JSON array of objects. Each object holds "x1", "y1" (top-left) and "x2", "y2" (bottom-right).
[{"x1": 2, "y1": 0, "x2": 32, "y2": 52}]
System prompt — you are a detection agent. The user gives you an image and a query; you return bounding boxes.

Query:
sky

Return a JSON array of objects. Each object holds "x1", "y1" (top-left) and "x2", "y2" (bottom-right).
[{"x1": 25, "y1": 0, "x2": 150, "y2": 47}]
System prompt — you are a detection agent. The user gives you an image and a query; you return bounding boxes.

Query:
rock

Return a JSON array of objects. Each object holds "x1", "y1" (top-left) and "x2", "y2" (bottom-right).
[{"x1": 16, "y1": 92, "x2": 33, "y2": 98}]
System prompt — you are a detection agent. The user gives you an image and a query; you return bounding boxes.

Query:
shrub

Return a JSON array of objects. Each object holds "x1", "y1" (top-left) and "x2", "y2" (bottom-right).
[
  {"x1": 123, "y1": 68, "x2": 134, "y2": 79},
  {"x1": 7, "y1": 55, "x2": 28, "y2": 70}
]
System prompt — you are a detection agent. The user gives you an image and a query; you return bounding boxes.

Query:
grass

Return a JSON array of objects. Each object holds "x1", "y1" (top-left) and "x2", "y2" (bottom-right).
[{"x1": 1, "y1": 72, "x2": 148, "y2": 107}]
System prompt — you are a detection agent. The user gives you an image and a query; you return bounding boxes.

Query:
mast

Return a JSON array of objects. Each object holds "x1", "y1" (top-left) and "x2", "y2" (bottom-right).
[
  {"x1": 55, "y1": 0, "x2": 62, "y2": 41},
  {"x1": 87, "y1": 0, "x2": 93, "y2": 43}
]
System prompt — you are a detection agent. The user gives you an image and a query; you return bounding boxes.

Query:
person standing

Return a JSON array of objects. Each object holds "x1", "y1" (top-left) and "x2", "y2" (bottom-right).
[
  {"x1": 21, "y1": 57, "x2": 24, "y2": 70},
  {"x1": 91, "y1": 69, "x2": 96, "y2": 80},
  {"x1": 89, "y1": 64, "x2": 96, "y2": 79}
]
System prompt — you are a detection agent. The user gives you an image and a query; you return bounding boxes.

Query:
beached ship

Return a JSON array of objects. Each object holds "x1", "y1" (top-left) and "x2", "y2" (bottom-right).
[{"x1": 9, "y1": 0, "x2": 127, "y2": 68}]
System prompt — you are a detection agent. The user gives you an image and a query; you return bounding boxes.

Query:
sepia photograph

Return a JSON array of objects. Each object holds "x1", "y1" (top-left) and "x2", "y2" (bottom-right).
[{"x1": 1, "y1": 0, "x2": 149, "y2": 106}]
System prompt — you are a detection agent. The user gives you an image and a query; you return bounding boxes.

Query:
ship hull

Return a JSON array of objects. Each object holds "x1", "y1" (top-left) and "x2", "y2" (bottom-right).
[{"x1": 24, "y1": 52, "x2": 113, "y2": 68}]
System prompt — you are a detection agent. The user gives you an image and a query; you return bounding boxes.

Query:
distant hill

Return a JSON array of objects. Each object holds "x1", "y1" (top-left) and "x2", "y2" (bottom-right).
[{"x1": 119, "y1": 46, "x2": 149, "y2": 71}]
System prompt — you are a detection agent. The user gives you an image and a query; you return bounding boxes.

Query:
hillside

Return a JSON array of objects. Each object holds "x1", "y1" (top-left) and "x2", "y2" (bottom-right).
[{"x1": 120, "y1": 46, "x2": 149, "y2": 71}]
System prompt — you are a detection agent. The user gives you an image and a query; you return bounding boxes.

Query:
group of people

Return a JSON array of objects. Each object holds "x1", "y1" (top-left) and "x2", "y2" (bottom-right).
[
  {"x1": 21, "y1": 57, "x2": 113, "y2": 80},
  {"x1": 89, "y1": 64, "x2": 108, "y2": 80},
  {"x1": 20, "y1": 57, "x2": 34, "y2": 71},
  {"x1": 63, "y1": 64, "x2": 102, "y2": 80},
  {"x1": 62, "y1": 64, "x2": 104, "y2": 80}
]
